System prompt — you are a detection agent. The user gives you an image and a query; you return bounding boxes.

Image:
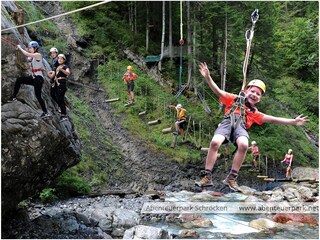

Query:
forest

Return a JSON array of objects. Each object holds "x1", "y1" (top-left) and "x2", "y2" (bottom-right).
[
  {"x1": 10, "y1": 1, "x2": 319, "y2": 197},
  {"x1": 60, "y1": 1, "x2": 319, "y2": 164}
]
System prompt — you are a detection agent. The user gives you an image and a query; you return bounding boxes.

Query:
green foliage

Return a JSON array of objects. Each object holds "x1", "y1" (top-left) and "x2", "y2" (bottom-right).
[
  {"x1": 55, "y1": 173, "x2": 91, "y2": 197},
  {"x1": 39, "y1": 188, "x2": 58, "y2": 202}
]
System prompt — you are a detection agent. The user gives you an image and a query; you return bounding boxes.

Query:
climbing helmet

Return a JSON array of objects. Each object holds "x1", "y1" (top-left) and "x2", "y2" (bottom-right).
[{"x1": 246, "y1": 79, "x2": 266, "y2": 95}]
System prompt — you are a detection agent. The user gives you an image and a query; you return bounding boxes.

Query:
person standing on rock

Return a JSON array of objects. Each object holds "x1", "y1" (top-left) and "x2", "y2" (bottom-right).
[
  {"x1": 11, "y1": 41, "x2": 50, "y2": 118},
  {"x1": 168, "y1": 104, "x2": 187, "y2": 143},
  {"x1": 281, "y1": 149, "x2": 293, "y2": 179},
  {"x1": 195, "y1": 62, "x2": 308, "y2": 191},
  {"x1": 248, "y1": 141, "x2": 259, "y2": 169},
  {"x1": 53, "y1": 54, "x2": 70, "y2": 122},
  {"x1": 123, "y1": 65, "x2": 138, "y2": 104},
  {"x1": 46, "y1": 47, "x2": 60, "y2": 106}
]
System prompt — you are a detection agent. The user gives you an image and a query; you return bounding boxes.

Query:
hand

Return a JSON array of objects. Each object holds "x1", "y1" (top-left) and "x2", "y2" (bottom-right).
[
  {"x1": 294, "y1": 114, "x2": 309, "y2": 126},
  {"x1": 199, "y1": 62, "x2": 210, "y2": 79},
  {"x1": 16, "y1": 44, "x2": 21, "y2": 50}
]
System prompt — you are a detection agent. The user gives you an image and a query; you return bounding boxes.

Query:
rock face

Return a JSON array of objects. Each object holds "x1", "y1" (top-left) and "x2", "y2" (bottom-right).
[{"x1": 1, "y1": 1, "x2": 81, "y2": 215}]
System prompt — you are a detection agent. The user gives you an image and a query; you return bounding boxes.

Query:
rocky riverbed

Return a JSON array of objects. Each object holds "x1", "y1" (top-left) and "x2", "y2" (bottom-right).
[{"x1": 2, "y1": 180, "x2": 318, "y2": 239}]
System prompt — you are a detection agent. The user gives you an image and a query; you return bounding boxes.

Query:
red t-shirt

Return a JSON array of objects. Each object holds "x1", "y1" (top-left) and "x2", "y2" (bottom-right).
[{"x1": 220, "y1": 92, "x2": 265, "y2": 129}]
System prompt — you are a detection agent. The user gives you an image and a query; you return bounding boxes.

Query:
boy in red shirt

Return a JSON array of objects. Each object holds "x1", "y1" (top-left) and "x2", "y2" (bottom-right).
[
  {"x1": 123, "y1": 65, "x2": 138, "y2": 104},
  {"x1": 195, "y1": 62, "x2": 308, "y2": 191}
]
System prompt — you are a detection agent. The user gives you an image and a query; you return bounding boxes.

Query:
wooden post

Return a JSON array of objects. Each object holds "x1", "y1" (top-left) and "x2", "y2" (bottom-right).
[
  {"x1": 162, "y1": 127, "x2": 174, "y2": 134},
  {"x1": 148, "y1": 119, "x2": 161, "y2": 125},
  {"x1": 139, "y1": 111, "x2": 147, "y2": 116},
  {"x1": 105, "y1": 98, "x2": 120, "y2": 103}
]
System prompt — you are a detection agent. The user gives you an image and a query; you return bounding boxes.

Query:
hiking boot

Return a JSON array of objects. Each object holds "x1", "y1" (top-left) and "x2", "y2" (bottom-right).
[
  {"x1": 40, "y1": 112, "x2": 51, "y2": 118},
  {"x1": 222, "y1": 177, "x2": 240, "y2": 192},
  {"x1": 195, "y1": 171, "x2": 213, "y2": 187}
]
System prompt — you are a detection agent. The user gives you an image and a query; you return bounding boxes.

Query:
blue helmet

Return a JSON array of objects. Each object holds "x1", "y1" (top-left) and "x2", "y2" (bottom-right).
[{"x1": 28, "y1": 41, "x2": 39, "y2": 49}]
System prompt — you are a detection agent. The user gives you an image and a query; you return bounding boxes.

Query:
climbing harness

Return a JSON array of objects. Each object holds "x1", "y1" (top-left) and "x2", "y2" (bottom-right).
[{"x1": 225, "y1": 9, "x2": 259, "y2": 136}]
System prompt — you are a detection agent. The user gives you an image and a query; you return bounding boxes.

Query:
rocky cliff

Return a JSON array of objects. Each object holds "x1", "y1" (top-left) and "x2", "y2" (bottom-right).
[{"x1": 1, "y1": 1, "x2": 82, "y2": 215}]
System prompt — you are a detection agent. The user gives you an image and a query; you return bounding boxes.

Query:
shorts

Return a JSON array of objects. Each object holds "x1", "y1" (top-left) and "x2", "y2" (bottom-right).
[
  {"x1": 177, "y1": 119, "x2": 187, "y2": 130},
  {"x1": 214, "y1": 115, "x2": 249, "y2": 144},
  {"x1": 253, "y1": 155, "x2": 259, "y2": 161},
  {"x1": 127, "y1": 80, "x2": 134, "y2": 92}
]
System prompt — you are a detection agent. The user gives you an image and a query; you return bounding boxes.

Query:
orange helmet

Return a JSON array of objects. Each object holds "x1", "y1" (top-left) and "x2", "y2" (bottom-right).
[
  {"x1": 127, "y1": 65, "x2": 133, "y2": 70},
  {"x1": 246, "y1": 79, "x2": 266, "y2": 95}
]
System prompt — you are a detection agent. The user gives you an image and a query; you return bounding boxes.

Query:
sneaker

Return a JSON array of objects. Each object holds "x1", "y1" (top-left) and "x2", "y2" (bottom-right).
[
  {"x1": 60, "y1": 115, "x2": 68, "y2": 122},
  {"x1": 8, "y1": 97, "x2": 17, "y2": 102},
  {"x1": 173, "y1": 131, "x2": 179, "y2": 135},
  {"x1": 40, "y1": 112, "x2": 51, "y2": 118},
  {"x1": 195, "y1": 171, "x2": 213, "y2": 187},
  {"x1": 222, "y1": 177, "x2": 240, "y2": 191},
  {"x1": 182, "y1": 137, "x2": 186, "y2": 143}
]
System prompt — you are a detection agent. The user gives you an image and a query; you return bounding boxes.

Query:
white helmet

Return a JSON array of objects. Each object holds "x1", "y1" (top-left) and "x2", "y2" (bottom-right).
[
  {"x1": 251, "y1": 141, "x2": 257, "y2": 145},
  {"x1": 58, "y1": 54, "x2": 66, "y2": 60},
  {"x1": 176, "y1": 104, "x2": 182, "y2": 108},
  {"x1": 50, "y1": 47, "x2": 58, "y2": 53}
]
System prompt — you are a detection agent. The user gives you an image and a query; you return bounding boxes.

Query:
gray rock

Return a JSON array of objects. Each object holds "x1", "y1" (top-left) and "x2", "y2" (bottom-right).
[{"x1": 123, "y1": 225, "x2": 170, "y2": 239}]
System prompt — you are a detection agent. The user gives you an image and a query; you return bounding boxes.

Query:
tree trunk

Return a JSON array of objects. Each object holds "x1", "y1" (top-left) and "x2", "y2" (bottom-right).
[
  {"x1": 159, "y1": 1, "x2": 166, "y2": 71},
  {"x1": 134, "y1": 1, "x2": 137, "y2": 35},
  {"x1": 187, "y1": 1, "x2": 192, "y2": 88},
  {"x1": 211, "y1": 16, "x2": 219, "y2": 74},
  {"x1": 169, "y1": 1, "x2": 173, "y2": 60},
  {"x1": 219, "y1": 12, "x2": 228, "y2": 113},
  {"x1": 146, "y1": 1, "x2": 149, "y2": 52},
  {"x1": 192, "y1": 9, "x2": 197, "y2": 93}
]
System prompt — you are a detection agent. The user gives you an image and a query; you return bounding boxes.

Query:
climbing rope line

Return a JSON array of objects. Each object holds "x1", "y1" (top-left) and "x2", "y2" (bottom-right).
[{"x1": 1, "y1": 0, "x2": 111, "y2": 32}]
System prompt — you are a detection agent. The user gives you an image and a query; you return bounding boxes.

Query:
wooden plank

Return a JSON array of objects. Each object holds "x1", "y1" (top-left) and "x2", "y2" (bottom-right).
[{"x1": 105, "y1": 98, "x2": 120, "y2": 103}]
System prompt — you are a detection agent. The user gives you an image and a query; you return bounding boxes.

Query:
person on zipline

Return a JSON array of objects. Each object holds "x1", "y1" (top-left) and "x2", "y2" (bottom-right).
[
  {"x1": 46, "y1": 47, "x2": 59, "y2": 108},
  {"x1": 11, "y1": 41, "x2": 50, "y2": 118},
  {"x1": 248, "y1": 141, "x2": 259, "y2": 169},
  {"x1": 168, "y1": 104, "x2": 187, "y2": 143},
  {"x1": 123, "y1": 65, "x2": 138, "y2": 104},
  {"x1": 281, "y1": 149, "x2": 293, "y2": 179},
  {"x1": 195, "y1": 62, "x2": 308, "y2": 191}
]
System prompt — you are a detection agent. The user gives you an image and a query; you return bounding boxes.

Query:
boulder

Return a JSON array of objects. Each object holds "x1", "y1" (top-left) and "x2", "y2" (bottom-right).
[
  {"x1": 272, "y1": 213, "x2": 318, "y2": 226},
  {"x1": 249, "y1": 218, "x2": 279, "y2": 230},
  {"x1": 123, "y1": 225, "x2": 170, "y2": 239},
  {"x1": 292, "y1": 167, "x2": 319, "y2": 181}
]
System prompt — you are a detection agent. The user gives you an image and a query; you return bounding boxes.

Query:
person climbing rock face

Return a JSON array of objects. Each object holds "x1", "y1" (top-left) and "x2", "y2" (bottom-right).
[
  {"x1": 281, "y1": 149, "x2": 293, "y2": 179},
  {"x1": 168, "y1": 104, "x2": 187, "y2": 146},
  {"x1": 123, "y1": 65, "x2": 138, "y2": 104},
  {"x1": 249, "y1": 141, "x2": 259, "y2": 169},
  {"x1": 195, "y1": 62, "x2": 308, "y2": 192},
  {"x1": 11, "y1": 41, "x2": 50, "y2": 118}
]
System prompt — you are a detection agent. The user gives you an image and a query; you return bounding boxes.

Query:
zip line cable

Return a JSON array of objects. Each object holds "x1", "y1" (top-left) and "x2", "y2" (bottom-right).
[{"x1": 1, "y1": 0, "x2": 111, "y2": 32}]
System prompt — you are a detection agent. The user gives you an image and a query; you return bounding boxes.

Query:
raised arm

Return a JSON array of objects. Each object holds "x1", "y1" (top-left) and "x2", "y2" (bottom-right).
[
  {"x1": 17, "y1": 45, "x2": 41, "y2": 61},
  {"x1": 262, "y1": 114, "x2": 308, "y2": 126},
  {"x1": 199, "y1": 62, "x2": 227, "y2": 98}
]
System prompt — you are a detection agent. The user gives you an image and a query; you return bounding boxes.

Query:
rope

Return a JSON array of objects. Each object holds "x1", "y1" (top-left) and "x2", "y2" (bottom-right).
[
  {"x1": 1, "y1": 37, "x2": 17, "y2": 46},
  {"x1": 1, "y1": 0, "x2": 111, "y2": 32},
  {"x1": 241, "y1": 9, "x2": 259, "y2": 91},
  {"x1": 178, "y1": 0, "x2": 183, "y2": 99}
]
